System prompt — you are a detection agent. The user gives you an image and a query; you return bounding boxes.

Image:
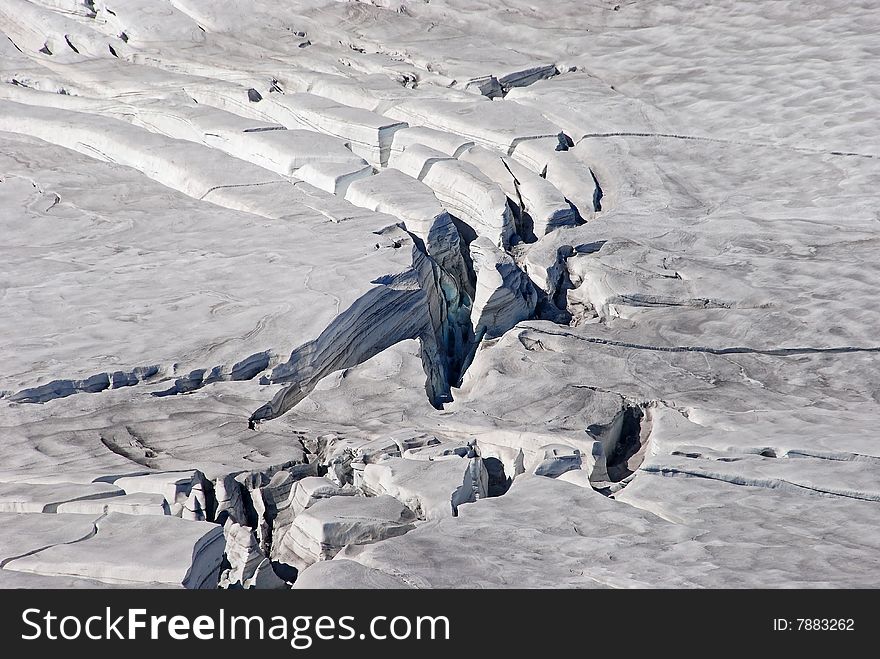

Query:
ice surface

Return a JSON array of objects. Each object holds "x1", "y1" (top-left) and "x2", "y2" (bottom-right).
[
  {"x1": 362, "y1": 455, "x2": 488, "y2": 519},
  {"x1": 1, "y1": 0, "x2": 878, "y2": 589},
  {"x1": 3, "y1": 513, "x2": 225, "y2": 588},
  {"x1": 274, "y1": 494, "x2": 416, "y2": 569}
]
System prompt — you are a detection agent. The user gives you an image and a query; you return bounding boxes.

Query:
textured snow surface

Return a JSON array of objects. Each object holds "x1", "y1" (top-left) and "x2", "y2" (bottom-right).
[{"x1": 1, "y1": 0, "x2": 879, "y2": 588}]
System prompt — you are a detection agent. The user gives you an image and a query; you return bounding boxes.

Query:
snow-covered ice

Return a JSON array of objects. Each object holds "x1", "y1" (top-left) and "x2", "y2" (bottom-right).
[{"x1": 1, "y1": 0, "x2": 878, "y2": 589}]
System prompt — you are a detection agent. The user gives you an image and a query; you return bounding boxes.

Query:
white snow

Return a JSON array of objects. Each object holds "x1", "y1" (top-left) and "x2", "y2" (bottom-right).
[{"x1": 1, "y1": 0, "x2": 878, "y2": 589}]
